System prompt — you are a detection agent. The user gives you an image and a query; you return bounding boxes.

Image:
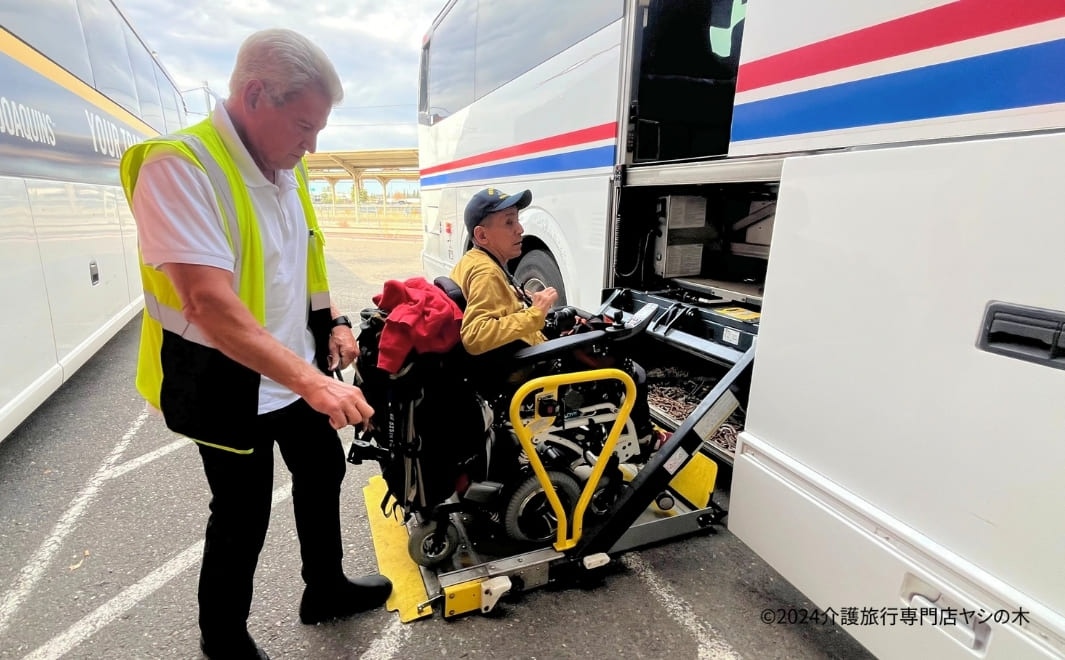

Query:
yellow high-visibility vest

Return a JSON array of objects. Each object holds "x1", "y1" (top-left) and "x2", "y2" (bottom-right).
[{"x1": 120, "y1": 116, "x2": 331, "y2": 452}]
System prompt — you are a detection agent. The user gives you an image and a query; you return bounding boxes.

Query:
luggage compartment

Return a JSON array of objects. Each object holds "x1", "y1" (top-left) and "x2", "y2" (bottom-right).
[{"x1": 610, "y1": 181, "x2": 776, "y2": 308}]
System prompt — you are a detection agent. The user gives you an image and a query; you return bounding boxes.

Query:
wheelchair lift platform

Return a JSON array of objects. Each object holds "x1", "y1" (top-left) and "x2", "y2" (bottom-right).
[{"x1": 362, "y1": 334, "x2": 756, "y2": 621}]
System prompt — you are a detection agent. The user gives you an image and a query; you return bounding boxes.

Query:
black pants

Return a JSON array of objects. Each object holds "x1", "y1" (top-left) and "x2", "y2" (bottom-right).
[{"x1": 196, "y1": 398, "x2": 346, "y2": 639}]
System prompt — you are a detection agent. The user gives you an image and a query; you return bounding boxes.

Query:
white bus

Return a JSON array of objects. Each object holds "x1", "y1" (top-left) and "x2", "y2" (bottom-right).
[
  {"x1": 418, "y1": 1, "x2": 1065, "y2": 658},
  {"x1": 0, "y1": 0, "x2": 187, "y2": 442},
  {"x1": 418, "y1": 0, "x2": 629, "y2": 308}
]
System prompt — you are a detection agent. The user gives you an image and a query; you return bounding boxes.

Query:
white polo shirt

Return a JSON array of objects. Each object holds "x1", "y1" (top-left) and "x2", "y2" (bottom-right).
[{"x1": 133, "y1": 103, "x2": 316, "y2": 414}]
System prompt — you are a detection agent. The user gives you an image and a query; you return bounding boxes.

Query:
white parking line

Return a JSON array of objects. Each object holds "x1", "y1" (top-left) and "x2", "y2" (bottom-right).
[
  {"x1": 23, "y1": 483, "x2": 293, "y2": 660},
  {"x1": 103, "y1": 438, "x2": 191, "y2": 480},
  {"x1": 621, "y1": 553, "x2": 742, "y2": 660},
  {"x1": 358, "y1": 618, "x2": 411, "y2": 660},
  {"x1": 0, "y1": 409, "x2": 149, "y2": 638},
  {"x1": 23, "y1": 540, "x2": 205, "y2": 660}
]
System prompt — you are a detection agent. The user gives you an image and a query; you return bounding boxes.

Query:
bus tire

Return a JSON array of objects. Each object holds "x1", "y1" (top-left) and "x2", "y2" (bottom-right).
[{"x1": 513, "y1": 249, "x2": 567, "y2": 306}]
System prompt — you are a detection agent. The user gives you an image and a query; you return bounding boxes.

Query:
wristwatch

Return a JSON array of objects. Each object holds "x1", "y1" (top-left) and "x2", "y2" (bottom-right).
[{"x1": 330, "y1": 315, "x2": 352, "y2": 329}]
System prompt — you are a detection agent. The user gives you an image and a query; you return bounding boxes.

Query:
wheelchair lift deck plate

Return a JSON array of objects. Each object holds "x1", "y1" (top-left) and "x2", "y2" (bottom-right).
[
  {"x1": 366, "y1": 436, "x2": 736, "y2": 620},
  {"x1": 362, "y1": 302, "x2": 756, "y2": 620}
]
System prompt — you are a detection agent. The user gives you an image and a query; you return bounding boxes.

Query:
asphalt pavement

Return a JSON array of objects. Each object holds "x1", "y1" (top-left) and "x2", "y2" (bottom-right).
[{"x1": 0, "y1": 236, "x2": 875, "y2": 659}]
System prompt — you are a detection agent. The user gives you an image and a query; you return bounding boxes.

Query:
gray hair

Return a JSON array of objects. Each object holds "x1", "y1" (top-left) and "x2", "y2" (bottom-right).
[{"x1": 229, "y1": 29, "x2": 344, "y2": 106}]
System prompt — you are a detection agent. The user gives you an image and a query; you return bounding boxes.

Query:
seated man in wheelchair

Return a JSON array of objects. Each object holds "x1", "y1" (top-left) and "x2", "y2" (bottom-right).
[
  {"x1": 349, "y1": 188, "x2": 658, "y2": 566},
  {"x1": 450, "y1": 187, "x2": 559, "y2": 359},
  {"x1": 450, "y1": 187, "x2": 654, "y2": 441}
]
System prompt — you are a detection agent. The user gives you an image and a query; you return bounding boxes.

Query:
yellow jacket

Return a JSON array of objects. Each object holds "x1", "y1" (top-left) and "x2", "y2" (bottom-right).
[{"x1": 449, "y1": 248, "x2": 546, "y2": 355}]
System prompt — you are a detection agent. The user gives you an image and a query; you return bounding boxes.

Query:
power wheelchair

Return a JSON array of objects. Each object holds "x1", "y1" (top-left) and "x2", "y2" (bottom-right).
[{"x1": 347, "y1": 276, "x2": 659, "y2": 568}]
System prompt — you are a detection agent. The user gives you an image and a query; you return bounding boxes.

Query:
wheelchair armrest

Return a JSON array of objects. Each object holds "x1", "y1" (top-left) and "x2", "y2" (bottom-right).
[
  {"x1": 563, "y1": 305, "x2": 596, "y2": 319},
  {"x1": 511, "y1": 329, "x2": 608, "y2": 366}
]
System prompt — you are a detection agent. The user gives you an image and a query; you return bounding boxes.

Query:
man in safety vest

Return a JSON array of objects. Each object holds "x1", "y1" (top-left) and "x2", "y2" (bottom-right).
[{"x1": 121, "y1": 29, "x2": 390, "y2": 660}]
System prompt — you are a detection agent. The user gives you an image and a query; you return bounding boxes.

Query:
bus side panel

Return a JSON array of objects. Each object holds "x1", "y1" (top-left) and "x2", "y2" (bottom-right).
[
  {"x1": 731, "y1": 443, "x2": 1060, "y2": 659},
  {"x1": 113, "y1": 188, "x2": 142, "y2": 304},
  {"x1": 0, "y1": 176, "x2": 61, "y2": 441},
  {"x1": 733, "y1": 133, "x2": 1065, "y2": 656},
  {"x1": 27, "y1": 181, "x2": 136, "y2": 378},
  {"x1": 517, "y1": 176, "x2": 614, "y2": 311},
  {"x1": 421, "y1": 186, "x2": 456, "y2": 283},
  {"x1": 438, "y1": 176, "x2": 613, "y2": 312},
  {"x1": 740, "y1": 0, "x2": 949, "y2": 62},
  {"x1": 731, "y1": 0, "x2": 1065, "y2": 156},
  {"x1": 419, "y1": 22, "x2": 622, "y2": 311},
  {"x1": 419, "y1": 185, "x2": 442, "y2": 276}
]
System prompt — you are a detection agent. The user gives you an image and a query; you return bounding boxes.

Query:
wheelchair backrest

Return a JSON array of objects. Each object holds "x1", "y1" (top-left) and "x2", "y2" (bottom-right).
[
  {"x1": 434, "y1": 276, "x2": 467, "y2": 311},
  {"x1": 355, "y1": 307, "x2": 489, "y2": 512}
]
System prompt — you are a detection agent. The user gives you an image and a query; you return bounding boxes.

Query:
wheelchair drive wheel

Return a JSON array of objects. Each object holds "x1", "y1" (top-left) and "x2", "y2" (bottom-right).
[
  {"x1": 408, "y1": 519, "x2": 460, "y2": 568},
  {"x1": 504, "y1": 471, "x2": 582, "y2": 543}
]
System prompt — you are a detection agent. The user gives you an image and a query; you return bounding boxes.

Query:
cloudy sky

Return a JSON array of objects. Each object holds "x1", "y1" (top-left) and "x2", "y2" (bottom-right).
[{"x1": 120, "y1": 0, "x2": 443, "y2": 153}]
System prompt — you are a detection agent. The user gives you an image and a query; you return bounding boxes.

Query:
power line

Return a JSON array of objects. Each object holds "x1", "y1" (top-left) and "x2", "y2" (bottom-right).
[
  {"x1": 332, "y1": 104, "x2": 416, "y2": 111},
  {"x1": 182, "y1": 112, "x2": 412, "y2": 127},
  {"x1": 326, "y1": 122, "x2": 415, "y2": 127}
]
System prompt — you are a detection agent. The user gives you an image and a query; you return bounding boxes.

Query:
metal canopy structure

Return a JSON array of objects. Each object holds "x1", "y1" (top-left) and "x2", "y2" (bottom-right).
[
  {"x1": 303, "y1": 149, "x2": 420, "y2": 225},
  {"x1": 303, "y1": 148, "x2": 419, "y2": 178}
]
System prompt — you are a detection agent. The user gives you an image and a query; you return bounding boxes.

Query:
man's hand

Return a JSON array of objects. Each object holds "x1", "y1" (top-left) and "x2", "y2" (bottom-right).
[
  {"x1": 327, "y1": 326, "x2": 358, "y2": 371},
  {"x1": 531, "y1": 287, "x2": 559, "y2": 314},
  {"x1": 303, "y1": 374, "x2": 375, "y2": 430}
]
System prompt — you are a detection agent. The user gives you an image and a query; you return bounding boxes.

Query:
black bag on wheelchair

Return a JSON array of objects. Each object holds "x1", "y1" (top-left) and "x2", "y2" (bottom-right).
[{"x1": 352, "y1": 308, "x2": 489, "y2": 519}]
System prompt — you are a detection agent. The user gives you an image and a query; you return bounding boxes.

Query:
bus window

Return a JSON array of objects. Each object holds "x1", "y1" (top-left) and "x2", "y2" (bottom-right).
[
  {"x1": 77, "y1": 0, "x2": 140, "y2": 115},
  {"x1": 0, "y1": 0, "x2": 93, "y2": 83},
  {"x1": 156, "y1": 65, "x2": 184, "y2": 133},
  {"x1": 417, "y1": 45, "x2": 430, "y2": 125},
  {"x1": 169, "y1": 86, "x2": 187, "y2": 129},
  {"x1": 474, "y1": 0, "x2": 622, "y2": 100},
  {"x1": 124, "y1": 25, "x2": 165, "y2": 133},
  {"x1": 426, "y1": 0, "x2": 475, "y2": 122}
]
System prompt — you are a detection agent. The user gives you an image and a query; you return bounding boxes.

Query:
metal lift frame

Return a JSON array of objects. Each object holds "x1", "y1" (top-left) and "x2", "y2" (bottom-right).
[{"x1": 417, "y1": 303, "x2": 757, "y2": 618}]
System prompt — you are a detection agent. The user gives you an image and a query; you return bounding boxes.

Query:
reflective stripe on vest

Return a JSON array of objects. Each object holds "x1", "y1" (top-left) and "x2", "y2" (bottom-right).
[
  {"x1": 143, "y1": 290, "x2": 211, "y2": 347},
  {"x1": 170, "y1": 133, "x2": 243, "y2": 295},
  {"x1": 294, "y1": 159, "x2": 331, "y2": 314}
]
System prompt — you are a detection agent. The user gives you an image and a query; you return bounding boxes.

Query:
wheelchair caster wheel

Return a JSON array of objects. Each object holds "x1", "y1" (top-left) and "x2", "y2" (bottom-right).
[{"x1": 408, "y1": 520, "x2": 460, "y2": 568}]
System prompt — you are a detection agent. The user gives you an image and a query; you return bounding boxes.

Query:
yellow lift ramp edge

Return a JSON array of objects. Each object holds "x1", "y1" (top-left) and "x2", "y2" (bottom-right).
[
  {"x1": 363, "y1": 475, "x2": 432, "y2": 622},
  {"x1": 364, "y1": 477, "x2": 516, "y2": 620}
]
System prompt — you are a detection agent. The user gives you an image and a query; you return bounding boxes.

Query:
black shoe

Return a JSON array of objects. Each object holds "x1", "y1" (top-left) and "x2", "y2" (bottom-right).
[
  {"x1": 299, "y1": 574, "x2": 393, "y2": 624},
  {"x1": 199, "y1": 632, "x2": 269, "y2": 660}
]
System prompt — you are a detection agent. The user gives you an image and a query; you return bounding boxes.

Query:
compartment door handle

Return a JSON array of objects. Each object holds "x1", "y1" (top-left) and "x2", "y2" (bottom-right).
[
  {"x1": 908, "y1": 593, "x2": 991, "y2": 650},
  {"x1": 977, "y1": 301, "x2": 1065, "y2": 370},
  {"x1": 901, "y1": 573, "x2": 992, "y2": 652}
]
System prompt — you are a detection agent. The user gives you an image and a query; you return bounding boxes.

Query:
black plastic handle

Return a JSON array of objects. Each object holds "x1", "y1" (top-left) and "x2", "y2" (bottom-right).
[{"x1": 977, "y1": 301, "x2": 1065, "y2": 371}]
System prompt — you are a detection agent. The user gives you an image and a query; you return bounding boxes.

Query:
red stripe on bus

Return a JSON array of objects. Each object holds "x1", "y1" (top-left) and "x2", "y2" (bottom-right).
[
  {"x1": 736, "y1": 0, "x2": 1065, "y2": 93},
  {"x1": 420, "y1": 122, "x2": 617, "y2": 176}
]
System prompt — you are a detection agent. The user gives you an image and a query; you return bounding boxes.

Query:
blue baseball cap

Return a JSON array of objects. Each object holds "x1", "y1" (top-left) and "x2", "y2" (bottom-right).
[{"x1": 464, "y1": 187, "x2": 532, "y2": 236}]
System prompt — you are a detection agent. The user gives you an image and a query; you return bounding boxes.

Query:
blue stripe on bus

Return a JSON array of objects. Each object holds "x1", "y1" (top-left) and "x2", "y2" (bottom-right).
[
  {"x1": 732, "y1": 38, "x2": 1065, "y2": 142},
  {"x1": 420, "y1": 144, "x2": 616, "y2": 187}
]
